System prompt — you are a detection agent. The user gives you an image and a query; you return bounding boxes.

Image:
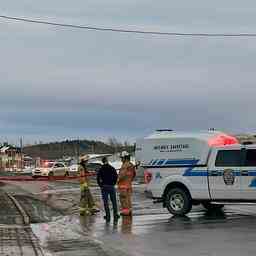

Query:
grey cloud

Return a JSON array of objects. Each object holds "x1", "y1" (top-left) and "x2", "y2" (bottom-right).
[
  {"x1": 3, "y1": 0, "x2": 256, "y2": 31},
  {"x1": 1, "y1": 0, "x2": 256, "y2": 141}
]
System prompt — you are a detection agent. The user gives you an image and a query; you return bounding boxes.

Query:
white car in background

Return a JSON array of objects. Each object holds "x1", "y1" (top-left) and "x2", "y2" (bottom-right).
[
  {"x1": 32, "y1": 161, "x2": 69, "y2": 178},
  {"x1": 69, "y1": 162, "x2": 104, "y2": 177},
  {"x1": 68, "y1": 154, "x2": 135, "y2": 175},
  {"x1": 69, "y1": 154, "x2": 113, "y2": 175}
]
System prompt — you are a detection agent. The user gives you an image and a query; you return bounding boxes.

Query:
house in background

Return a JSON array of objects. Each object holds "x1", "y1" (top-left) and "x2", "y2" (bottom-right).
[
  {"x1": 23, "y1": 155, "x2": 34, "y2": 169},
  {"x1": 0, "y1": 144, "x2": 24, "y2": 171}
]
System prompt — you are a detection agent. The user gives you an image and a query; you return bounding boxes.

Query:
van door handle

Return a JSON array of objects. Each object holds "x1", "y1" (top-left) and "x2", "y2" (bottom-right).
[
  {"x1": 210, "y1": 170, "x2": 219, "y2": 176},
  {"x1": 241, "y1": 170, "x2": 249, "y2": 176}
]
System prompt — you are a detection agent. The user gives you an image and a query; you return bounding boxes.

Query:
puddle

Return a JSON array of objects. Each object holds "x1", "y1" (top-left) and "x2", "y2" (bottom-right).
[
  {"x1": 31, "y1": 215, "x2": 128, "y2": 256},
  {"x1": 14, "y1": 195, "x2": 63, "y2": 223}
]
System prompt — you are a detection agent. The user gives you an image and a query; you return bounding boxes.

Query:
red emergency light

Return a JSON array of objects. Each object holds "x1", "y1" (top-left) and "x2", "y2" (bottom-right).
[{"x1": 208, "y1": 134, "x2": 239, "y2": 147}]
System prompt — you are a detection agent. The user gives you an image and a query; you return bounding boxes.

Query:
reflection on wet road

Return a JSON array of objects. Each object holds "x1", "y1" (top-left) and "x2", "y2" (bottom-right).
[
  {"x1": 77, "y1": 199, "x2": 256, "y2": 256},
  {"x1": 2, "y1": 180, "x2": 256, "y2": 256}
]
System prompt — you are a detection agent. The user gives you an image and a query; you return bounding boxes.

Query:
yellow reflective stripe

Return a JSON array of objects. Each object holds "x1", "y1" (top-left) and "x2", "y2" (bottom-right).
[
  {"x1": 79, "y1": 208, "x2": 90, "y2": 214},
  {"x1": 80, "y1": 183, "x2": 88, "y2": 188}
]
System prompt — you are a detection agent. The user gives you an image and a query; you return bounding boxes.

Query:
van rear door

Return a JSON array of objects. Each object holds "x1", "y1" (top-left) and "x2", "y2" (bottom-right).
[{"x1": 208, "y1": 146, "x2": 242, "y2": 200}]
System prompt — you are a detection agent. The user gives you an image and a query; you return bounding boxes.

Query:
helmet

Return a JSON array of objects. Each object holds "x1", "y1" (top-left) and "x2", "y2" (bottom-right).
[
  {"x1": 79, "y1": 155, "x2": 90, "y2": 162},
  {"x1": 120, "y1": 151, "x2": 130, "y2": 158}
]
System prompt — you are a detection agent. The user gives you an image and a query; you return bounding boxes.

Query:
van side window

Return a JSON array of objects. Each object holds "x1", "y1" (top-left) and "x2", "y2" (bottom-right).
[
  {"x1": 215, "y1": 150, "x2": 242, "y2": 167},
  {"x1": 245, "y1": 149, "x2": 256, "y2": 166}
]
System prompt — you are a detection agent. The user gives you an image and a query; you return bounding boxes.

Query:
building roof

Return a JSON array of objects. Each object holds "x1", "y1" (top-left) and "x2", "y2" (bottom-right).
[{"x1": 0, "y1": 145, "x2": 21, "y2": 153}]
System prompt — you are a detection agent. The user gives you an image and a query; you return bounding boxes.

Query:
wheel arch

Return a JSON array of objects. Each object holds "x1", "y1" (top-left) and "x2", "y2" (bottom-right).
[{"x1": 162, "y1": 182, "x2": 192, "y2": 207}]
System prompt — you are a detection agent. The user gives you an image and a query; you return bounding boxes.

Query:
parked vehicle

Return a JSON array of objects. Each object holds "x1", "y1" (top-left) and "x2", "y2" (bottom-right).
[
  {"x1": 136, "y1": 130, "x2": 256, "y2": 216},
  {"x1": 68, "y1": 154, "x2": 135, "y2": 175},
  {"x1": 69, "y1": 154, "x2": 112, "y2": 175},
  {"x1": 32, "y1": 161, "x2": 69, "y2": 178}
]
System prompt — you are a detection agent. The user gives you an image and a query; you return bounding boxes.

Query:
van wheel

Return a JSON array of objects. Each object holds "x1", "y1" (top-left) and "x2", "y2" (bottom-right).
[
  {"x1": 202, "y1": 202, "x2": 224, "y2": 210},
  {"x1": 165, "y1": 188, "x2": 192, "y2": 216}
]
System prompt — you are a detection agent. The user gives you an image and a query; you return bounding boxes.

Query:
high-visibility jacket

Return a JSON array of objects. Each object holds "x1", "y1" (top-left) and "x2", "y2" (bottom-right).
[
  {"x1": 118, "y1": 161, "x2": 136, "y2": 192},
  {"x1": 79, "y1": 165, "x2": 89, "y2": 191}
]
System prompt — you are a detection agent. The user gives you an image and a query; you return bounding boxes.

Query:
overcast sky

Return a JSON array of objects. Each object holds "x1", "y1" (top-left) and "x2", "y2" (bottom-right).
[{"x1": 1, "y1": 0, "x2": 256, "y2": 144}]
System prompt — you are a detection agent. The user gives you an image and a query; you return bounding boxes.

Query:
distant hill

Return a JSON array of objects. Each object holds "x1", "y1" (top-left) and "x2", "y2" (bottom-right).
[{"x1": 23, "y1": 139, "x2": 134, "y2": 159}]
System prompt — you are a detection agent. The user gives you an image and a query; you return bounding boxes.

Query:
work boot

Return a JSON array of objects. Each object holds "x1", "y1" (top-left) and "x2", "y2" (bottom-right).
[
  {"x1": 80, "y1": 210, "x2": 91, "y2": 216},
  {"x1": 104, "y1": 215, "x2": 111, "y2": 223},
  {"x1": 114, "y1": 214, "x2": 120, "y2": 223},
  {"x1": 91, "y1": 207, "x2": 100, "y2": 213}
]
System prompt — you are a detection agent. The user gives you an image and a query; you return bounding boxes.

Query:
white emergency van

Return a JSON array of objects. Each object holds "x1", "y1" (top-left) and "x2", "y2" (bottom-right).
[{"x1": 136, "y1": 130, "x2": 256, "y2": 216}]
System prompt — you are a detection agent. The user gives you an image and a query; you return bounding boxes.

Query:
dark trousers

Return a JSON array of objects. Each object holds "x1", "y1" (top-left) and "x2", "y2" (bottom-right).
[{"x1": 101, "y1": 185, "x2": 118, "y2": 220}]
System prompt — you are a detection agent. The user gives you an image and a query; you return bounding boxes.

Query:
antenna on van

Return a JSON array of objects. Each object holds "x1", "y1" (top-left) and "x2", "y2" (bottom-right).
[{"x1": 156, "y1": 129, "x2": 173, "y2": 132}]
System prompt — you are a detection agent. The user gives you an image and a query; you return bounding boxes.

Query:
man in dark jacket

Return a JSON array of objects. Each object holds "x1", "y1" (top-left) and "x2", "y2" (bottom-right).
[{"x1": 97, "y1": 157, "x2": 119, "y2": 223}]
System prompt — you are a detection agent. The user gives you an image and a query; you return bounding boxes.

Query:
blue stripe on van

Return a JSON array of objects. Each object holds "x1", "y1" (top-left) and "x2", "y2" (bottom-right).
[
  {"x1": 152, "y1": 160, "x2": 159, "y2": 166},
  {"x1": 148, "y1": 159, "x2": 201, "y2": 167},
  {"x1": 165, "y1": 159, "x2": 199, "y2": 166},
  {"x1": 184, "y1": 169, "x2": 256, "y2": 178},
  {"x1": 183, "y1": 169, "x2": 208, "y2": 176},
  {"x1": 183, "y1": 168, "x2": 243, "y2": 177},
  {"x1": 249, "y1": 171, "x2": 256, "y2": 176},
  {"x1": 147, "y1": 159, "x2": 256, "y2": 180},
  {"x1": 157, "y1": 159, "x2": 166, "y2": 165},
  {"x1": 250, "y1": 179, "x2": 256, "y2": 187}
]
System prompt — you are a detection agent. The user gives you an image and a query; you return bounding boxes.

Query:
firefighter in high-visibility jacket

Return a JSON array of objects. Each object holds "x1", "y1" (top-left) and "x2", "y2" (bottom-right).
[
  {"x1": 79, "y1": 155, "x2": 99, "y2": 216},
  {"x1": 117, "y1": 151, "x2": 136, "y2": 216}
]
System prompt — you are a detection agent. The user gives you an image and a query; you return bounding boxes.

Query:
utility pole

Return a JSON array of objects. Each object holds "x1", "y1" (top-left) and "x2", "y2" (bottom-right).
[
  {"x1": 20, "y1": 137, "x2": 23, "y2": 171},
  {"x1": 77, "y1": 138, "x2": 80, "y2": 163}
]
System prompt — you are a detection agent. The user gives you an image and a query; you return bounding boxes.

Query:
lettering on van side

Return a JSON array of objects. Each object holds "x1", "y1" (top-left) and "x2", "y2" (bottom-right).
[{"x1": 153, "y1": 144, "x2": 189, "y2": 153}]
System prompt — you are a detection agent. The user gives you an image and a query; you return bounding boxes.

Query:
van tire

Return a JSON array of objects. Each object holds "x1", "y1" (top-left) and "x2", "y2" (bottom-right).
[
  {"x1": 165, "y1": 188, "x2": 192, "y2": 216},
  {"x1": 202, "y1": 202, "x2": 224, "y2": 210}
]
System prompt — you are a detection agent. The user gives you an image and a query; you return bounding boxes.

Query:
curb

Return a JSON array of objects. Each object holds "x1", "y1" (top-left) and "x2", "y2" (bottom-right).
[{"x1": 6, "y1": 193, "x2": 30, "y2": 225}]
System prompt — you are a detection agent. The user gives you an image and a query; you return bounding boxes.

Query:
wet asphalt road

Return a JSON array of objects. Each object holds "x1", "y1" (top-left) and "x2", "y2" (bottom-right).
[{"x1": 1, "y1": 180, "x2": 256, "y2": 256}]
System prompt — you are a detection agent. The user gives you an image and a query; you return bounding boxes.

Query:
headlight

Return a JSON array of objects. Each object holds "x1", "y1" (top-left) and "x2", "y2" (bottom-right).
[{"x1": 42, "y1": 169, "x2": 49, "y2": 174}]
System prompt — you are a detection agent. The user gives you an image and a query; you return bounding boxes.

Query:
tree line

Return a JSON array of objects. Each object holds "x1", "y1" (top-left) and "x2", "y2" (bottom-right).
[{"x1": 23, "y1": 138, "x2": 135, "y2": 159}]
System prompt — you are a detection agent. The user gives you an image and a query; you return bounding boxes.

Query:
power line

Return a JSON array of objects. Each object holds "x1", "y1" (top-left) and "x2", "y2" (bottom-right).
[{"x1": 1, "y1": 14, "x2": 256, "y2": 37}]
